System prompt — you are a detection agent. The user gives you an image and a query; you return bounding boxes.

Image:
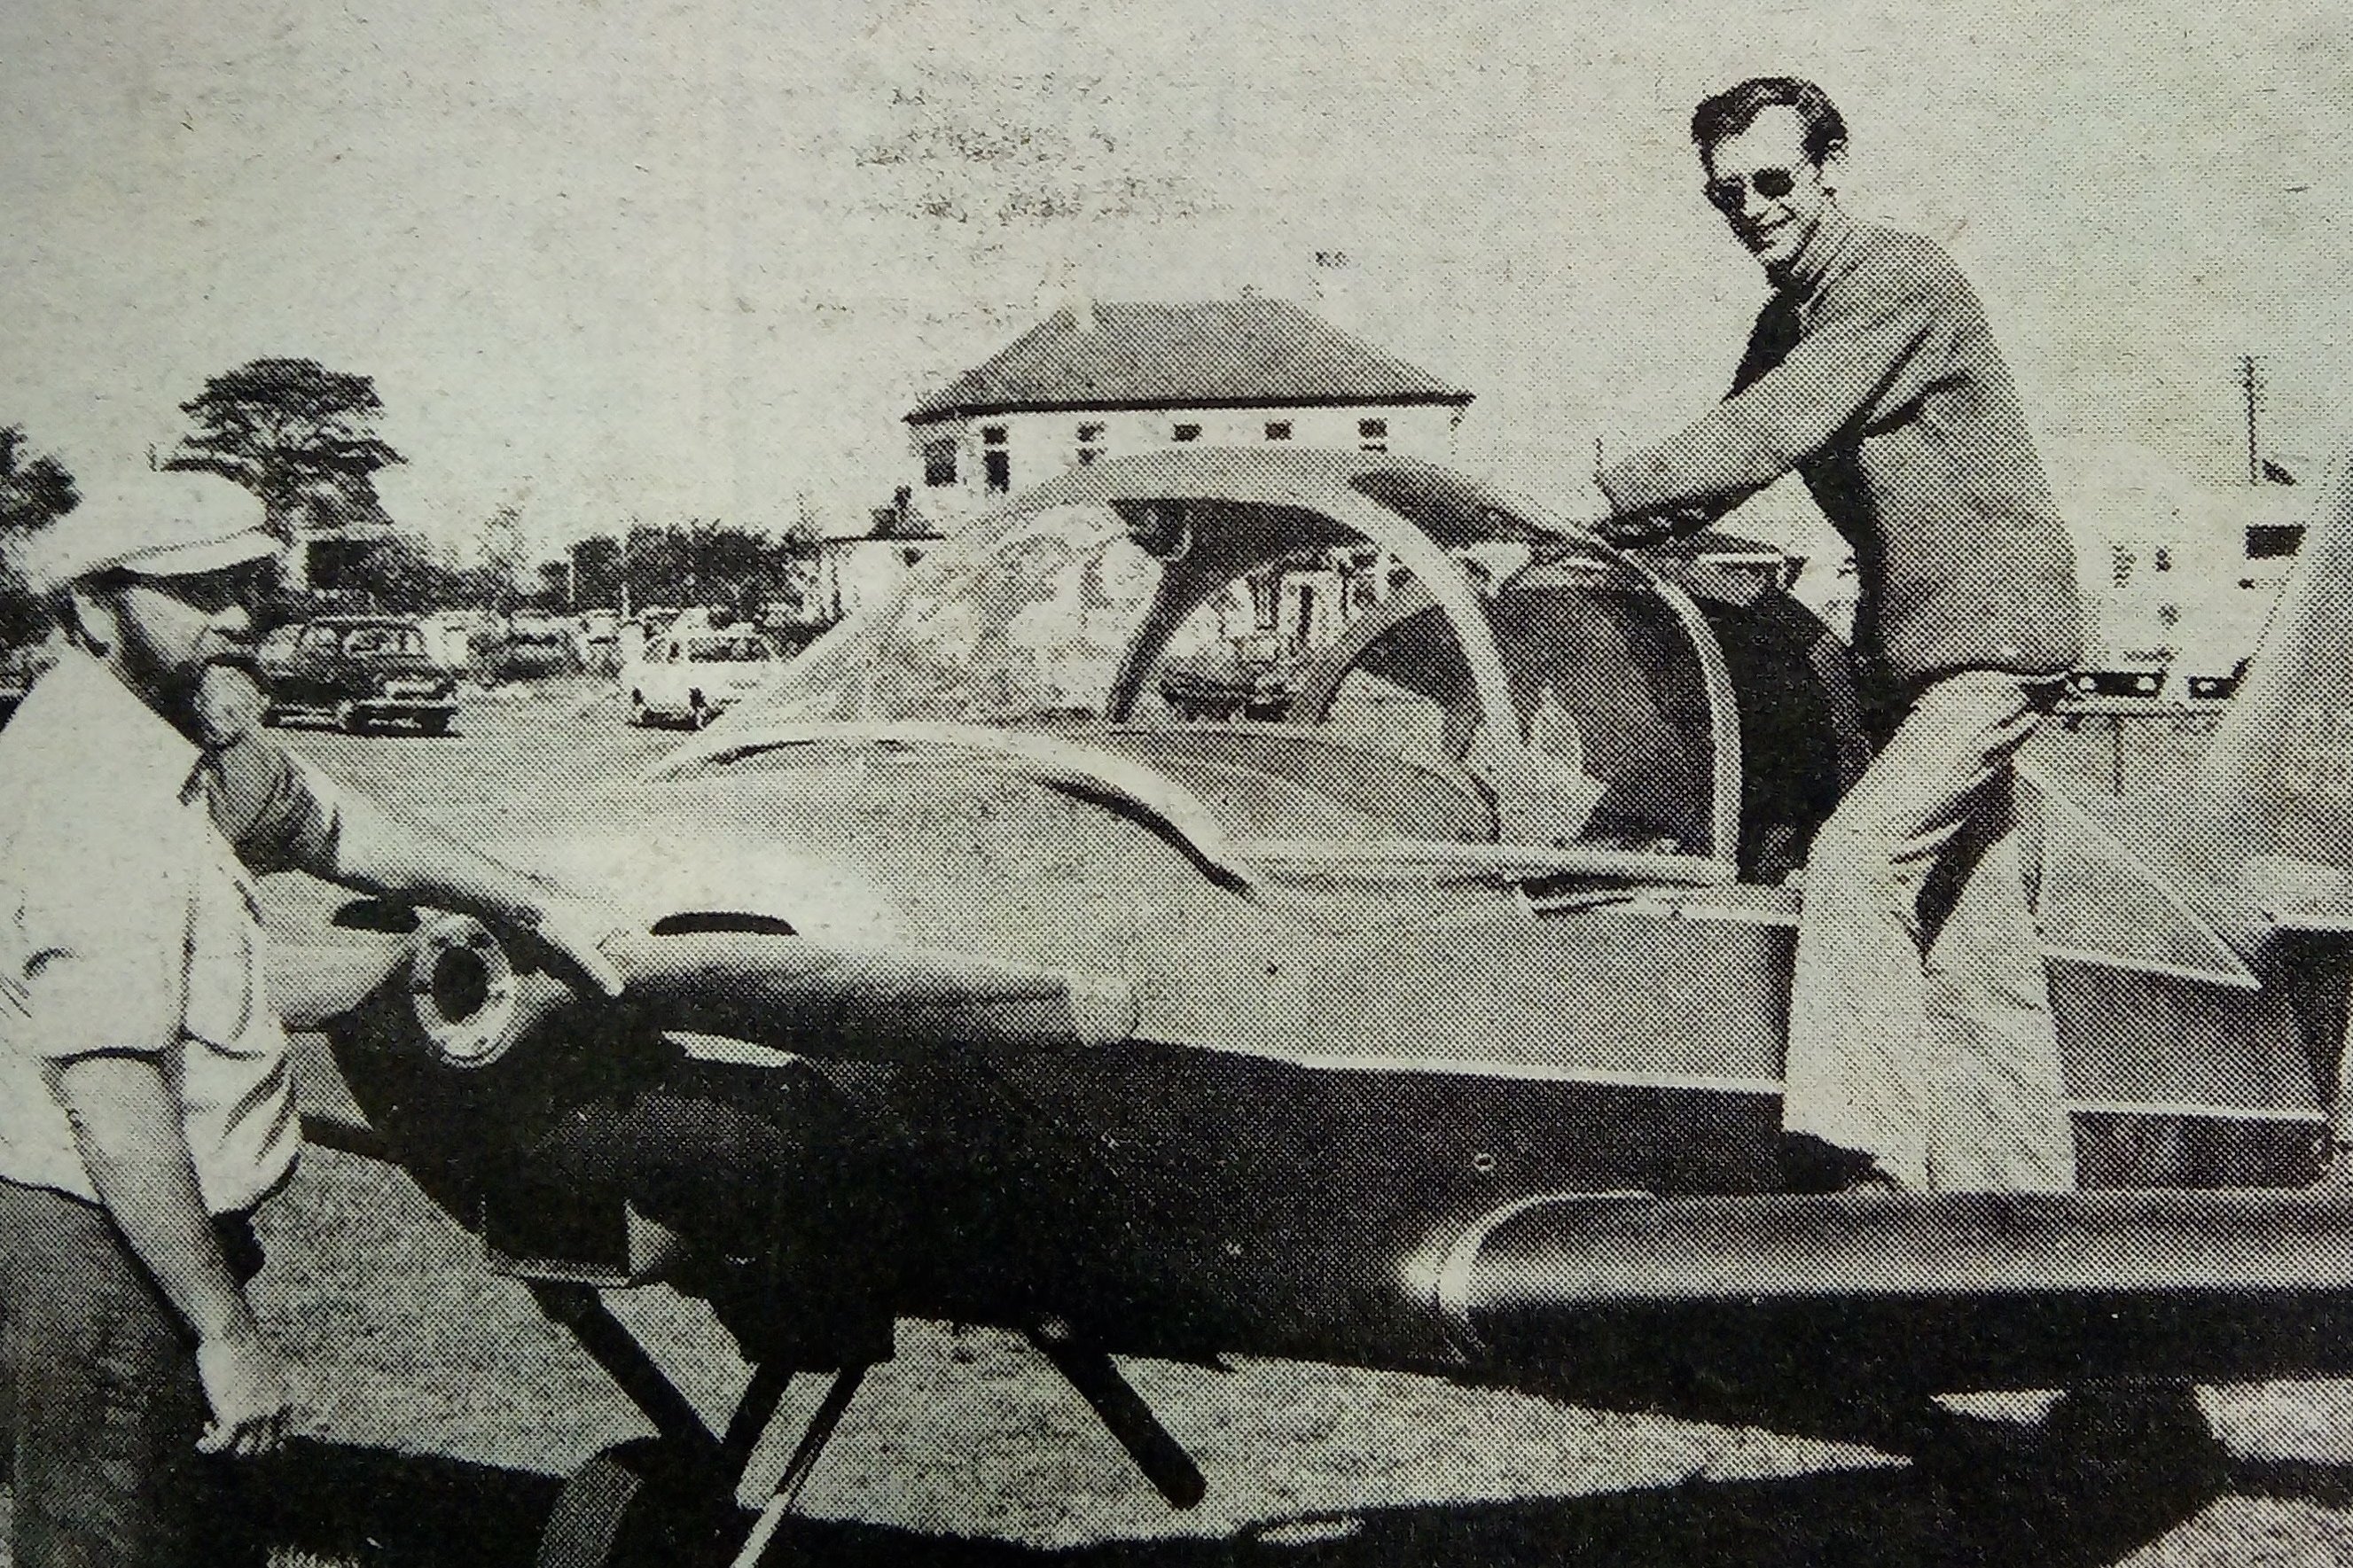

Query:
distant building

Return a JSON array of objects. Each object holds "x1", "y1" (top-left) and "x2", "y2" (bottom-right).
[
  {"x1": 904, "y1": 296, "x2": 1474, "y2": 526},
  {"x1": 809, "y1": 531, "x2": 945, "y2": 624},
  {"x1": 282, "y1": 478, "x2": 397, "y2": 593},
  {"x1": 2083, "y1": 480, "x2": 2308, "y2": 678}
]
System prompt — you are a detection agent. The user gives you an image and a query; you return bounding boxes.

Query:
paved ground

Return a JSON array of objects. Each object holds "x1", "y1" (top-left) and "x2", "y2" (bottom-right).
[{"x1": 23, "y1": 682, "x2": 2353, "y2": 1567}]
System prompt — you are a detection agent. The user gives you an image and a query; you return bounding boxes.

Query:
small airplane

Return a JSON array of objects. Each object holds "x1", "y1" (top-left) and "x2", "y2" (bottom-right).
[{"x1": 270, "y1": 445, "x2": 2353, "y2": 1567}]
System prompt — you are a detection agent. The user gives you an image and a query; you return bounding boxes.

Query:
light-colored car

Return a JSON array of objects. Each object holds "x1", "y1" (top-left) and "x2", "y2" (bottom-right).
[{"x1": 621, "y1": 626, "x2": 781, "y2": 728}]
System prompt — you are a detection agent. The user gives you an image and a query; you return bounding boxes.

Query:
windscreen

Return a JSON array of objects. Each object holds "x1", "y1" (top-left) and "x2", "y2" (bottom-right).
[
  {"x1": 1488, "y1": 557, "x2": 1718, "y2": 857},
  {"x1": 690, "y1": 636, "x2": 777, "y2": 663},
  {"x1": 342, "y1": 625, "x2": 425, "y2": 657},
  {"x1": 842, "y1": 503, "x2": 1166, "y2": 724}
]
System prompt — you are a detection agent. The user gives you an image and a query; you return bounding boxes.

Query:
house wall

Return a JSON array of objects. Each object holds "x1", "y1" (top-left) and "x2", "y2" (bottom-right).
[
  {"x1": 812, "y1": 536, "x2": 939, "y2": 622},
  {"x1": 907, "y1": 402, "x2": 1465, "y2": 528}
]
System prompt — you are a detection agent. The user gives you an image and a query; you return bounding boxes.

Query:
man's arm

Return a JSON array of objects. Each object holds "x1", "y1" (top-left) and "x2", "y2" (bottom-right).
[
  {"x1": 215, "y1": 743, "x2": 627, "y2": 997},
  {"x1": 49, "y1": 1053, "x2": 289, "y2": 1456},
  {"x1": 1597, "y1": 259, "x2": 1949, "y2": 522},
  {"x1": 313, "y1": 790, "x2": 627, "y2": 997}
]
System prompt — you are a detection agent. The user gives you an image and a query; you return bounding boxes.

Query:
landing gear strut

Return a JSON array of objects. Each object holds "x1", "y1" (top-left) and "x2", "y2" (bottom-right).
[{"x1": 528, "y1": 1282, "x2": 872, "y2": 1568}]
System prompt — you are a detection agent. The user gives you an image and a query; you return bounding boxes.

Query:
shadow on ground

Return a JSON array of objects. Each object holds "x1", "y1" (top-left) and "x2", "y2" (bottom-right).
[
  {"x1": 251, "y1": 1395, "x2": 2328, "y2": 1568},
  {"x1": 261, "y1": 1440, "x2": 562, "y2": 1567}
]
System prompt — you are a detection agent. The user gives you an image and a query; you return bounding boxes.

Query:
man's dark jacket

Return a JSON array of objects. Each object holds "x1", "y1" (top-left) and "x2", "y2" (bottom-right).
[{"x1": 1597, "y1": 218, "x2": 2083, "y2": 690}]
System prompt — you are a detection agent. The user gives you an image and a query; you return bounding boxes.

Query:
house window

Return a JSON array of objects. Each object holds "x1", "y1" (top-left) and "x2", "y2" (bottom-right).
[
  {"x1": 1172, "y1": 422, "x2": 1202, "y2": 442},
  {"x1": 981, "y1": 425, "x2": 1006, "y2": 445},
  {"x1": 1076, "y1": 421, "x2": 1105, "y2": 466},
  {"x1": 983, "y1": 450, "x2": 1012, "y2": 493},
  {"x1": 1357, "y1": 416, "x2": 1388, "y2": 453},
  {"x1": 2247, "y1": 524, "x2": 2304, "y2": 559},
  {"x1": 1264, "y1": 421, "x2": 1293, "y2": 441},
  {"x1": 922, "y1": 438, "x2": 958, "y2": 488},
  {"x1": 2109, "y1": 544, "x2": 2134, "y2": 588},
  {"x1": 2154, "y1": 546, "x2": 2173, "y2": 573}
]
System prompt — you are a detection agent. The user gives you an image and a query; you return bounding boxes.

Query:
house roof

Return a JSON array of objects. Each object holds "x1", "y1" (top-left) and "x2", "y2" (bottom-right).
[{"x1": 906, "y1": 298, "x2": 1474, "y2": 424}]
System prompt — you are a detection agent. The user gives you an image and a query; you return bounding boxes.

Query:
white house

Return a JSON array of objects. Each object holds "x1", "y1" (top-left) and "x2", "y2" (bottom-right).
[
  {"x1": 903, "y1": 296, "x2": 1474, "y2": 527},
  {"x1": 808, "y1": 531, "x2": 945, "y2": 624}
]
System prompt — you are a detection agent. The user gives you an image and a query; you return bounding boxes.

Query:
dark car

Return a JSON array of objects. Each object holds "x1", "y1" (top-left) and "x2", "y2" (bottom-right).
[{"x1": 258, "y1": 615, "x2": 458, "y2": 734}]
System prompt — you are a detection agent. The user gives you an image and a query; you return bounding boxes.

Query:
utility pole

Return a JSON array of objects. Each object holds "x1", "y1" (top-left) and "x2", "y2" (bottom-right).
[{"x1": 2241, "y1": 354, "x2": 2263, "y2": 487}]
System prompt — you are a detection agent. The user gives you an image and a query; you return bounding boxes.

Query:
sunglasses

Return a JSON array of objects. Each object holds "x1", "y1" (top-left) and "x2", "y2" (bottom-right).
[
  {"x1": 1704, "y1": 167, "x2": 1800, "y2": 212},
  {"x1": 121, "y1": 560, "x2": 279, "y2": 615}
]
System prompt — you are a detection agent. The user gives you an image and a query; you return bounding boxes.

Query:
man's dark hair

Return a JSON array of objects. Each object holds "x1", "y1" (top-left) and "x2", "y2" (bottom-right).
[{"x1": 1691, "y1": 77, "x2": 1849, "y2": 164}]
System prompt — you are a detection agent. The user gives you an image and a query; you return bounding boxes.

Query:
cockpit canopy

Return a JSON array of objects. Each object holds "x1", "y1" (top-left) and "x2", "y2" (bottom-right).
[{"x1": 734, "y1": 451, "x2": 1847, "y2": 880}]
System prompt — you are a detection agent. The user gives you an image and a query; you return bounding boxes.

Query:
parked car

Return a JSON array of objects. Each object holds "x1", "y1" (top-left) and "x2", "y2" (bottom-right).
[
  {"x1": 621, "y1": 625, "x2": 782, "y2": 728},
  {"x1": 257, "y1": 615, "x2": 459, "y2": 734},
  {"x1": 481, "y1": 613, "x2": 578, "y2": 683},
  {"x1": 1156, "y1": 632, "x2": 1302, "y2": 721}
]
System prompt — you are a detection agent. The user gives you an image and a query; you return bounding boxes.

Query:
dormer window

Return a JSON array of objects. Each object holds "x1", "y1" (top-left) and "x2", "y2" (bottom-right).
[
  {"x1": 1264, "y1": 421, "x2": 1293, "y2": 441},
  {"x1": 1173, "y1": 423, "x2": 1202, "y2": 443}
]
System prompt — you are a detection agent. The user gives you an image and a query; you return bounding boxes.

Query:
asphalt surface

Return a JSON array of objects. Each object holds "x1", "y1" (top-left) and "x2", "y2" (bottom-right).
[{"x1": 178, "y1": 683, "x2": 2353, "y2": 1565}]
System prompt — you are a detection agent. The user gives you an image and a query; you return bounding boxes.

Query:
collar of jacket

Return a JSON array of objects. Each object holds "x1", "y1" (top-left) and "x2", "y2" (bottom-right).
[{"x1": 1765, "y1": 203, "x2": 1861, "y2": 301}]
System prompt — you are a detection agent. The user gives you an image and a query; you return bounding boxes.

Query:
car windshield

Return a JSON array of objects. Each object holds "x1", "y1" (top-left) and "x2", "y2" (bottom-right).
[
  {"x1": 690, "y1": 636, "x2": 777, "y2": 663},
  {"x1": 340, "y1": 625, "x2": 424, "y2": 657}
]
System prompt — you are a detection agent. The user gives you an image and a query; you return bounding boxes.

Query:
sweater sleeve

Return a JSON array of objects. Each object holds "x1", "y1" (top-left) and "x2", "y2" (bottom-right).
[{"x1": 1597, "y1": 255, "x2": 1947, "y2": 519}]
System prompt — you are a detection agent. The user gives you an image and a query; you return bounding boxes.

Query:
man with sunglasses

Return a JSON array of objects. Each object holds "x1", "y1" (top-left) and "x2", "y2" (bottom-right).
[
  {"x1": 0, "y1": 472, "x2": 627, "y2": 1566},
  {"x1": 1587, "y1": 77, "x2": 2083, "y2": 1193}
]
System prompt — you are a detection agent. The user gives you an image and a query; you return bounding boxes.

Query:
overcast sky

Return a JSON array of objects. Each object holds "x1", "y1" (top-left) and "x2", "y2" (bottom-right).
[{"x1": 2, "y1": 0, "x2": 2346, "y2": 558}]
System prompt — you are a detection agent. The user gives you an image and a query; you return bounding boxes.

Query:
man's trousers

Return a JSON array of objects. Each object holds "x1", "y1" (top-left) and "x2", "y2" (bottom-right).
[
  {"x1": 1782, "y1": 668, "x2": 2076, "y2": 1191},
  {"x1": 0, "y1": 1179, "x2": 265, "y2": 1568}
]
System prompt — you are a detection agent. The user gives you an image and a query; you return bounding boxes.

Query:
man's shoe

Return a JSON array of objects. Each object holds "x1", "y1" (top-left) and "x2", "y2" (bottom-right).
[{"x1": 1779, "y1": 1133, "x2": 1904, "y2": 1194}]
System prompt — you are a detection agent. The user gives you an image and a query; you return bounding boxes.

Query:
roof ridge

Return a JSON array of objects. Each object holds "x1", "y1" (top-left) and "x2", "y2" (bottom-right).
[{"x1": 906, "y1": 297, "x2": 1471, "y2": 424}]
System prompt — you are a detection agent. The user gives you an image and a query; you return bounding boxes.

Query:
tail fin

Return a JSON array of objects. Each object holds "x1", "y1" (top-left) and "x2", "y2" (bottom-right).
[{"x1": 2180, "y1": 453, "x2": 2353, "y2": 893}]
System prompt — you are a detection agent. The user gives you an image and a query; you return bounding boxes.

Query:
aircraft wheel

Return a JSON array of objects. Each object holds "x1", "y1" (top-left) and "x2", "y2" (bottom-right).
[
  {"x1": 688, "y1": 693, "x2": 713, "y2": 729},
  {"x1": 536, "y1": 1439, "x2": 745, "y2": 1568},
  {"x1": 629, "y1": 691, "x2": 650, "y2": 728},
  {"x1": 335, "y1": 700, "x2": 366, "y2": 735}
]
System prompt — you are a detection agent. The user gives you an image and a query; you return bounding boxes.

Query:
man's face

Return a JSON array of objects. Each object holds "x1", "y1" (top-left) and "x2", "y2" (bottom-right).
[
  {"x1": 98, "y1": 559, "x2": 274, "y2": 709},
  {"x1": 1701, "y1": 105, "x2": 1836, "y2": 275}
]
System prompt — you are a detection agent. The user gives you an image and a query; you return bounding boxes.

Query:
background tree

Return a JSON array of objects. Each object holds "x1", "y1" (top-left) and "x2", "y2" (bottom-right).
[
  {"x1": 340, "y1": 533, "x2": 465, "y2": 613},
  {"x1": 165, "y1": 358, "x2": 403, "y2": 542},
  {"x1": 0, "y1": 426, "x2": 79, "y2": 645},
  {"x1": 571, "y1": 534, "x2": 623, "y2": 607},
  {"x1": 609, "y1": 518, "x2": 816, "y2": 622}
]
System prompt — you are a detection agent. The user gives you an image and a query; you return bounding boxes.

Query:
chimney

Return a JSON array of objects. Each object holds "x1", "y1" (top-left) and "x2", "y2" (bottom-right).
[{"x1": 1070, "y1": 294, "x2": 1098, "y2": 333}]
